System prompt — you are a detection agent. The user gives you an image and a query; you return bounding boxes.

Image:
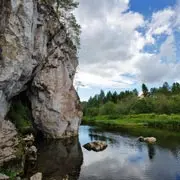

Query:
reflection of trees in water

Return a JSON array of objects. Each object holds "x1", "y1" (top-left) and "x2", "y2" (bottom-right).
[
  {"x1": 170, "y1": 148, "x2": 180, "y2": 159},
  {"x1": 35, "y1": 137, "x2": 83, "y2": 180},
  {"x1": 137, "y1": 143, "x2": 143, "y2": 153},
  {"x1": 88, "y1": 133, "x2": 117, "y2": 145},
  {"x1": 88, "y1": 127, "x2": 118, "y2": 144},
  {"x1": 147, "y1": 144, "x2": 156, "y2": 160}
]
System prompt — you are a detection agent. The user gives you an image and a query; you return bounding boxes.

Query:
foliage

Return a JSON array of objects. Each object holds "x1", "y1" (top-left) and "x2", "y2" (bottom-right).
[
  {"x1": 0, "y1": 169, "x2": 18, "y2": 179},
  {"x1": 7, "y1": 100, "x2": 32, "y2": 134},
  {"x1": 41, "y1": 0, "x2": 81, "y2": 48},
  {"x1": 82, "y1": 82, "x2": 180, "y2": 118},
  {"x1": 56, "y1": 0, "x2": 79, "y2": 10},
  {"x1": 56, "y1": 0, "x2": 81, "y2": 48},
  {"x1": 99, "y1": 102, "x2": 117, "y2": 115},
  {"x1": 142, "y1": 83, "x2": 149, "y2": 97}
]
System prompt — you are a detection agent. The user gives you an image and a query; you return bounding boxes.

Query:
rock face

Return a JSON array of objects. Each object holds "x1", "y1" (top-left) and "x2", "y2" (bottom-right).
[
  {"x1": 30, "y1": 172, "x2": 42, "y2": 180},
  {"x1": 0, "y1": 0, "x2": 82, "y2": 139},
  {"x1": 0, "y1": 120, "x2": 19, "y2": 166},
  {"x1": 0, "y1": 173, "x2": 10, "y2": 180}
]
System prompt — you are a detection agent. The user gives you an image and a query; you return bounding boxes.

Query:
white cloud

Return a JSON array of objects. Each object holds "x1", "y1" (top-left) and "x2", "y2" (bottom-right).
[
  {"x1": 159, "y1": 34, "x2": 176, "y2": 63},
  {"x1": 145, "y1": 8, "x2": 175, "y2": 44},
  {"x1": 75, "y1": 70, "x2": 135, "y2": 89},
  {"x1": 173, "y1": 0, "x2": 180, "y2": 32},
  {"x1": 135, "y1": 33, "x2": 179, "y2": 83},
  {"x1": 74, "y1": 0, "x2": 180, "y2": 94},
  {"x1": 150, "y1": 8, "x2": 175, "y2": 35}
]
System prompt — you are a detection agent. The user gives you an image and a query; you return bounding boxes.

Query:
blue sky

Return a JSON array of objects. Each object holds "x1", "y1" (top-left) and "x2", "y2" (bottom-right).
[
  {"x1": 130, "y1": 0, "x2": 177, "y2": 16},
  {"x1": 74, "y1": 0, "x2": 180, "y2": 101}
]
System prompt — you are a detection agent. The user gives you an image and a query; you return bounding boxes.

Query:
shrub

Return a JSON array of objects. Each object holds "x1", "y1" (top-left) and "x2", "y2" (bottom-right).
[
  {"x1": 99, "y1": 102, "x2": 117, "y2": 115},
  {"x1": 7, "y1": 101, "x2": 32, "y2": 134}
]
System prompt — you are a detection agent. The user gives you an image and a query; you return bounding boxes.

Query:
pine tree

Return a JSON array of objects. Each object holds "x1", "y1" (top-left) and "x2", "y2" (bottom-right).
[
  {"x1": 132, "y1": 89, "x2": 138, "y2": 96},
  {"x1": 142, "y1": 83, "x2": 149, "y2": 97},
  {"x1": 99, "y1": 90, "x2": 105, "y2": 104}
]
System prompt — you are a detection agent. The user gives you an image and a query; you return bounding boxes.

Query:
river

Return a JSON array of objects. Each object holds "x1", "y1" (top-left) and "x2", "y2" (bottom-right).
[{"x1": 34, "y1": 125, "x2": 180, "y2": 180}]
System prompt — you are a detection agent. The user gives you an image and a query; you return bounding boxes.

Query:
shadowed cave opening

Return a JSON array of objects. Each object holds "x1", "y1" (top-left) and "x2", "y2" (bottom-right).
[{"x1": 6, "y1": 90, "x2": 35, "y2": 135}]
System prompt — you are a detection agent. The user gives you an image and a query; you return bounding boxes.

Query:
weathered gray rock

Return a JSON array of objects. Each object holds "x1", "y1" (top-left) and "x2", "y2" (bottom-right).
[
  {"x1": 138, "y1": 136, "x2": 157, "y2": 143},
  {"x1": 23, "y1": 134, "x2": 34, "y2": 142},
  {"x1": 23, "y1": 134, "x2": 35, "y2": 146},
  {"x1": 0, "y1": 91, "x2": 9, "y2": 118},
  {"x1": 0, "y1": 173, "x2": 9, "y2": 180},
  {"x1": 0, "y1": 0, "x2": 82, "y2": 139},
  {"x1": 30, "y1": 172, "x2": 42, "y2": 180},
  {"x1": 0, "y1": 120, "x2": 19, "y2": 166},
  {"x1": 83, "y1": 141, "x2": 108, "y2": 152},
  {"x1": 30, "y1": 2, "x2": 82, "y2": 138},
  {"x1": 25, "y1": 145, "x2": 37, "y2": 161}
]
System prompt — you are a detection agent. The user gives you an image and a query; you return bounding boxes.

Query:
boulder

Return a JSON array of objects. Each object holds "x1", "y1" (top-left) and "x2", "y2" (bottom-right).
[
  {"x1": 0, "y1": 120, "x2": 19, "y2": 166},
  {"x1": 0, "y1": 173, "x2": 9, "y2": 180},
  {"x1": 25, "y1": 145, "x2": 37, "y2": 161},
  {"x1": 83, "y1": 141, "x2": 108, "y2": 152},
  {"x1": 138, "y1": 136, "x2": 156, "y2": 143},
  {"x1": 30, "y1": 172, "x2": 42, "y2": 180},
  {"x1": 144, "y1": 137, "x2": 157, "y2": 143},
  {"x1": 23, "y1": 134, "x2": 34, "y2": 142},
  {"x1": 23, "y1": 134, "x2": 35, "y2": 146},
  {"x1": 138, "y1": 136, "x2": 144, "y2": 142}
]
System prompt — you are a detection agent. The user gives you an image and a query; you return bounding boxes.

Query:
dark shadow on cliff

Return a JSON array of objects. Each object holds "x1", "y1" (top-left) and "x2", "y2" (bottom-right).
[
  {"x1": 6, "y1": 90, "x2": 34, "y2": 135},
  {"x1": 35, "y1": 137, "x2": 83, "y2": 180}
]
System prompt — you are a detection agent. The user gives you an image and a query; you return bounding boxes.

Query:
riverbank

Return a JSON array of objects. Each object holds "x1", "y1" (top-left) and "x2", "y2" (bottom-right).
[{"x1": 83, "y1": 114, "x2": 180, "y2": 131}]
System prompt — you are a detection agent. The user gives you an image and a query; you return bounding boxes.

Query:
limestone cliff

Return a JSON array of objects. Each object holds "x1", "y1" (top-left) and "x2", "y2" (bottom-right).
[
  {"x1": 0, "y1": 0, "x2": 82, "y2": 142},
  {"x1": 0, "y1": 120, "x2": 19, "y2": 166}
]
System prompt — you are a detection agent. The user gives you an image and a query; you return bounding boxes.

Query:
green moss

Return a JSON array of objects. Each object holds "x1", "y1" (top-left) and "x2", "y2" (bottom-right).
[
  {"x1": 7, "y1": 100, "x2": 33, "y2": 134},
  {"x1": 0, "y1": 169, "x2": 19, "y2": 179}
]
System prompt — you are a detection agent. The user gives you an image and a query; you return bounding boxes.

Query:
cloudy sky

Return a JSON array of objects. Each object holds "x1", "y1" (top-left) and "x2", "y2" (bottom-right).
[{"x1": 74, "y1": 0, "x2": 180, "y2": 101}]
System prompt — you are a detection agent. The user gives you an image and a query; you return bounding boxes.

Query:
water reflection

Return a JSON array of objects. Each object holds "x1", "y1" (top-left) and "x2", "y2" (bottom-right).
[
  {"x1": 176, "y1": 173, "x2": 180, "y2": 180},
  {"x1": 34, "y1": 126, "x2": 180, "y2": 180},
  {"x1": 36, "y1": 137, "x2": 83, "y2": 180},
  {"x1": 89, "y1": 133, "x2": 117, "y2": 145},
  {"x1": 79, "y1": 126, "x2": 180, "y2": 180},
  {"x1": 147, "y1": 144, "x2": 156, "y2": 160}
]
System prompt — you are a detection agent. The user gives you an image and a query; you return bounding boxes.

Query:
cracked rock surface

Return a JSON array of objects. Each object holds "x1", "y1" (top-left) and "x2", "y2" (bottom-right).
[{"x1": 0, "y1": 0, "x2": 82, "y2": 139}]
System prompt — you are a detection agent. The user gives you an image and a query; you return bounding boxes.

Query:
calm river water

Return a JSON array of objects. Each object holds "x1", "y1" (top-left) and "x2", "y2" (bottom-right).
[{"x1": 35, "y1": 125, "x2": 180, "y2": 180}]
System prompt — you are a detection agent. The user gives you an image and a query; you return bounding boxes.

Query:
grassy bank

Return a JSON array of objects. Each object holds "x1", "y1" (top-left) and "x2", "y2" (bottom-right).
[{"x1": 83, "y1": 113, "x2": 180, "y2": 131}]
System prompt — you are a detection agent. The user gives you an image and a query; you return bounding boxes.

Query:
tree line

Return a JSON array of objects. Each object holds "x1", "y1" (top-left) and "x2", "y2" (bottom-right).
[{"x1": 82, "y1": 82, "x2": 180, "y2": 117}]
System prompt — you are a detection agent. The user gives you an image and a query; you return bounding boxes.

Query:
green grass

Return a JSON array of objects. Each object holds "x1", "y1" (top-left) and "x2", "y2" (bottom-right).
[{"x1": 83, "y1": 113, "x2": 180, "y2": 131}]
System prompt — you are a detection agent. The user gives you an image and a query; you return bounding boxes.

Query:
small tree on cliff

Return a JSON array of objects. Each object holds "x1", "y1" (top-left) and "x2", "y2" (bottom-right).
[
  {"x1": 42, "y1": 0, "x2": 81, "y2": 48},
  {"x1": 142, "y1": 83, "x2": 149, "y2": 97},
  {"x1": 56, "y1": 0, "x2": 81, "y2": 48},
  {"x1": 56, "y1": 0, "x2": 79, "y2": 10}
]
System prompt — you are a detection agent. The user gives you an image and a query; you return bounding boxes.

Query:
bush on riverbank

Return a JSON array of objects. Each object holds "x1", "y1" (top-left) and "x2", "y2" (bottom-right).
[
  {"x1": 81, "y1": 82, "x2": 180, "y2": 130},
  {"x1": 82, "y1": 82, "x2": 180, "y2": 116}
]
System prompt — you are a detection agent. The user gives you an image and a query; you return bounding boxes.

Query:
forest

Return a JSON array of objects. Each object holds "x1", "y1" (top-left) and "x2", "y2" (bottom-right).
[{"x1": 82, "y1": 82, "x2": 180, "y2": 117}]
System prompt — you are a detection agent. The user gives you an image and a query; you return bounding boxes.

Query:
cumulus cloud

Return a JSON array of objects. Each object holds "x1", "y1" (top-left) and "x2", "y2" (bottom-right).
[{"x1": 74, "y1": 0, "x2": 180, "y2": 91}]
